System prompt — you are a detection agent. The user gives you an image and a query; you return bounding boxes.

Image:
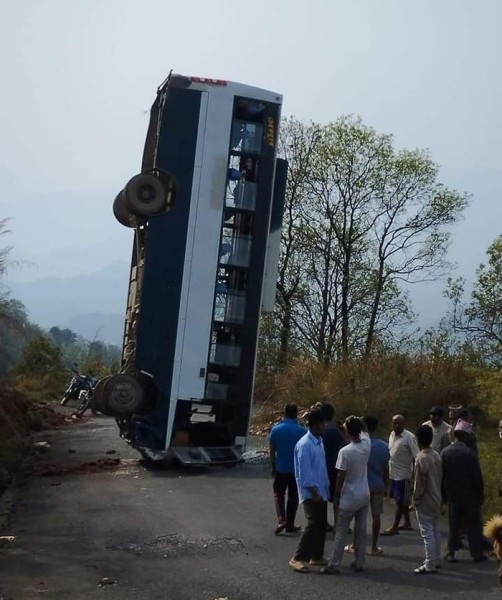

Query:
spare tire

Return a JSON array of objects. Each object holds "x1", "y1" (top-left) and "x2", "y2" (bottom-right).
[
  {"x1": 125, "y1": 173, "x2": 167, "y2": 217},
  {"x1": 101, "y1": 373, "x2": 146, "y2": 416}
]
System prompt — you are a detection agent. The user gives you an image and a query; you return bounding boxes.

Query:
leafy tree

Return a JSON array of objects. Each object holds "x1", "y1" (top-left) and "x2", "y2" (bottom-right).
[
  {"x1": 15, "y1": 335, "x2": 66, "y2": 377},
  {"x1": 274, "y1": 116, "x2": 467, "y2": 364},
  {"x1": 0, "y1": 221, "x2": 40, "y2": 375},
  {"x1": 0, "y1": 299, "x2": 34, "y2": 375},
  {"x1": 446, "y1": 235, "x2": 502, "y2": 363},
  {"x1": 49, "y1": 326, "x2": 77, "y2": 347}
]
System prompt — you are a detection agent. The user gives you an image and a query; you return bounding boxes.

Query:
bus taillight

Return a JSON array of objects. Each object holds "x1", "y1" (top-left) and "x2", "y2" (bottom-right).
[{"x1": 190, "y1": 77, "x2": 227, "y2": 86}]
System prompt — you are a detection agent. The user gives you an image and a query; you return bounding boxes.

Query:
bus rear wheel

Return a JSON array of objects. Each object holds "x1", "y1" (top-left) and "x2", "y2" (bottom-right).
[
  {"x1": 113, "y1": 190, "x2": 139, "y2": 228},
  {"x1": 125, "y1": 173, "x2": 168, "y2": 217}
]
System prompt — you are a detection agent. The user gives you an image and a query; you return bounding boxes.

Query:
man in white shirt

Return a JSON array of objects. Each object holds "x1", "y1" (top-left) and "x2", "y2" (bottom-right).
[
  {"x1": 382, "y1": 414, "x2": 419, "y2": 536},
  {"x1": 321, "y1": 416, "x2": 371, "y2": 575},
  {"x1": 422, "y1": 406, "x2": 452, "y2": 453}
]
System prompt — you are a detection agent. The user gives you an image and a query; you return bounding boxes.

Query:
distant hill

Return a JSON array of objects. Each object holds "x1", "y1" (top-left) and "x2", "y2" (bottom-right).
[
  {"x1": 7, "y1": 262, "x2": 130, "y2": 346},
  {"x1": 65, "y1": 312, "x2": 124, "y2": 346}
]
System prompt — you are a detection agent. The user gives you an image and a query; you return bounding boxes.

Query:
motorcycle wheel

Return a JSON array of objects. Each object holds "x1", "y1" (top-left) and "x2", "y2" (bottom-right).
[
  {"x1": 74, "y1": 392, "x2": 91, "y2": 417},
  {"x1": 60, "y1": 392, "x2": 71, "y2": 406}
]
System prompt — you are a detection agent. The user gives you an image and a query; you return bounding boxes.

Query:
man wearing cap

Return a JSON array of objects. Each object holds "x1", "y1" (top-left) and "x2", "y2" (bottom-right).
[
  {"x1": 423, "y1": 406, "x2": 452, "y2": 453},
  {"x1": 441, "y1": 418, "x2": 486, "y2": 563}
]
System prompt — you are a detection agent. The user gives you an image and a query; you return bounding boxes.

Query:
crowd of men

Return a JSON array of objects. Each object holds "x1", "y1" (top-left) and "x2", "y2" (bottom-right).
[{"x1": 268, "y1": 402, "x2": 488, "y2": 575}]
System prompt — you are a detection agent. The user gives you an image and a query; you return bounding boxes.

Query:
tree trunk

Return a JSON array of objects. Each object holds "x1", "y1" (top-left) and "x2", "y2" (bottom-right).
[
  {"x1": 278, "y1": 301, "x2": 292, "y2": 367},
  {"x1": 365, "y1": 260, "x2": 385, "y2": 358}
]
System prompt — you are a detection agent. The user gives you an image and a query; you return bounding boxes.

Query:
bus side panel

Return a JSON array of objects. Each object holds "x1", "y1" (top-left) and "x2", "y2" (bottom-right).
[
  {"x1": 175, "y1": 88, "x2": 234, "y2": 404},
  {"x1": 131, "y1": 87, "x2": 202, "y2": 451},
  {"x1": 167, "y1": 92, "x2": 209, "y2": 423}
]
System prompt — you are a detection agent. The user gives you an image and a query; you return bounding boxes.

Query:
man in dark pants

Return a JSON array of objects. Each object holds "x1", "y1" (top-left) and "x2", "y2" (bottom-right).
[
  {"x1": 269, "y1": 404, "x2": 306, "y2": 535},
  {"x1": 289, "y1": 409, "x2": 330, "y2": 573},
  {"x1": 321, "y1": 403, "x2": 346, "y2": 532},
  {"x1": 441, "y1": 418, "x2": 487, "y2": 563}
]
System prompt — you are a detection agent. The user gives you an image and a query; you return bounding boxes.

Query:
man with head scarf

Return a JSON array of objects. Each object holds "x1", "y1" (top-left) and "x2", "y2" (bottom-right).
[{"x1": 441, "y1": 419, "x2": 487, "y2": 563}]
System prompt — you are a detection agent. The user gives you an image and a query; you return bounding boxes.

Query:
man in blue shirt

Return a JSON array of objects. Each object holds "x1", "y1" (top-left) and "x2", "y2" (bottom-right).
[
  {"x1": 289, "y1": 409, "x2": 330, "y2": 573},
  {"x1": 269, "y1": 404, "x2": 306, "y2": 535},
  {"x1": 363, "y1": 415, "x2": 390, "y2": 555}
]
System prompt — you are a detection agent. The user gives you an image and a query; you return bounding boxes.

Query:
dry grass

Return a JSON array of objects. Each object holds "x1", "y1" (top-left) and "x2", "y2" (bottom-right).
[
  {"x1": 253, "y1": 356, "x2": 502, "y2": 516},
  {"x1": 254, "y1": 355, "x2": 478, "y2": 429}
]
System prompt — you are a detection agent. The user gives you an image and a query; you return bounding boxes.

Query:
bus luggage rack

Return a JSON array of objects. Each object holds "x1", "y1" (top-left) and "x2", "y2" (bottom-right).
[{"x1": 171, "y1": 445, "x2": 243, "y2": 466}]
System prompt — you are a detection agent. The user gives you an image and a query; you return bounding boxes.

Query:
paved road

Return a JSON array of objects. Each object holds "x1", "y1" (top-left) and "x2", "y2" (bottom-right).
[{"x1": 0, "y1": 409, "x2": 499, "y2": 599}]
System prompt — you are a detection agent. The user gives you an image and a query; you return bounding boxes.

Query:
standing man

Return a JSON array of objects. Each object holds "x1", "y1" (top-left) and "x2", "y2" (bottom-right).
[
  {"x1": 321, "y1": 402, "x2": 346, "y2": 532},
  {"x1": 269, "y1": 404, "x2": 306, "y2": 535},
  {"x1": 440, "y1": 407, "x2": 478, "y2": 453},
  {"x1": 289, "y1": 409, "x2": 330, "y2": 573},
  {"x1": 321, "y1": 416, "x2": 371, "y2": 575},
  {"x1": 363, "y1": 415, "x2": 390, "y2": 556},
  {"x1": 413, "y1": 425, "x2": 442, "y2": 574},
  {"x1": 422, "y1": 406, "x2": 452, "y2": 453},
  {"x1": 382, "y1": 414, "x2": 419, "y2": 536},
  {"x1": 441, "y1": 419, "x2": 487, "y2": 563}
]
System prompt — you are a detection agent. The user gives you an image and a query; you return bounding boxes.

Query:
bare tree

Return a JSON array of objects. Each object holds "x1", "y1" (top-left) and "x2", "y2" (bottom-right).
[
  {"x1": 275, "y1": 118, "x2": 321, "y2": 365},
  {"x1": 271, "y1": 116, "x2": 467, "y2": 364},
  {"x1": 365, "y1": 149, "x2": 468, "y2": 356}
]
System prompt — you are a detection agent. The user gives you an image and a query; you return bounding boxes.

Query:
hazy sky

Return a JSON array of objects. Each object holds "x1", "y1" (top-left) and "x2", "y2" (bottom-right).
[{"x1": 1, "y1": 0, "x2": 501, "y2": 324}]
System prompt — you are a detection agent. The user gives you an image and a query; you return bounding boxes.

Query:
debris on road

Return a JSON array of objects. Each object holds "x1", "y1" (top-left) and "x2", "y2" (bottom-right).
[
  {"x1": 241, "y1": 450, "x2": 268, "y2": 465},
  {"x1": 0, "y1": 535, "x2": 15, "y2": 546},
  {"x1": 28, "y1": 458, "x2": 122, "y2": 477},
  {"x1": 98, "y1": 577, "x2": 117, "y2": 587},
  {"x1": 33, "y1": 441, "x2": 51, "y2": 453}
]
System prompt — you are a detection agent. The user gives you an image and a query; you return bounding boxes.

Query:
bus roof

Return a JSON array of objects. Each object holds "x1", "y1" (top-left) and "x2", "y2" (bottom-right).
[{"x1": 160, "y1": 72, "x2": 282, "y2": 104}]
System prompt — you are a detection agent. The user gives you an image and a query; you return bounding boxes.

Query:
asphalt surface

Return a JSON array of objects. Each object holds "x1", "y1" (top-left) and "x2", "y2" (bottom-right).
[{"x1": 0, "y1": 408, "x2": 500, "y2": 600}]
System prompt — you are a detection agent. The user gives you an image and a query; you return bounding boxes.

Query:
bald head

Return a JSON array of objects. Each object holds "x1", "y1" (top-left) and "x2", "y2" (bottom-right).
[{"x1": 392, "y1": 414, "x2": 405, "y2": 435}]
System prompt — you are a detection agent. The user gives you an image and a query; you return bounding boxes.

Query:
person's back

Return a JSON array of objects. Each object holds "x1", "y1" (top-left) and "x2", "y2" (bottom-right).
[
  {"x1": 412, "y1": 425, "x2": 443, "y2": 574},
  {"x1": 322, "y1": 422, "x2": 346, "y2": 472},
  {"x1": 270, "y1": 418, "x2": 306, "y2": 474},
  {"x1": 414, "y1": 448, "x2": 442, "y2": 515},
  {"x1": 361, "y1": 416, "x2": 390, "y2": 556},
  {"x1": 367, "y1": 438, "x2": 390, "y2": 492},
  {"x1": 323, "y1": 417, "x2": 371, "y2": 574},
  {"x1": 441, "y1": 440, "x2": 483, "y2": 500},
  {"x1": 338, "y1": 432, "x2": 371, "y2": 511}
]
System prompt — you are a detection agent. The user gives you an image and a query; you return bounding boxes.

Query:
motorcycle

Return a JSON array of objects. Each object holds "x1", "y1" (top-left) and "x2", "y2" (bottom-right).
[{"x1": 60, "y1": 364, "x2": 97, "y2": 416}]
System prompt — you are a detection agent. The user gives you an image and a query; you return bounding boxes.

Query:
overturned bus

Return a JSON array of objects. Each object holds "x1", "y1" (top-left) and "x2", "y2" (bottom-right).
[{"x1": 93, "y1": 73, "x2": 287, "y2": 465}]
